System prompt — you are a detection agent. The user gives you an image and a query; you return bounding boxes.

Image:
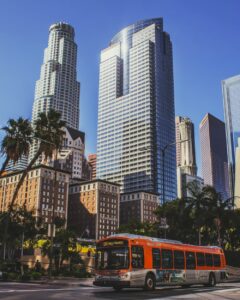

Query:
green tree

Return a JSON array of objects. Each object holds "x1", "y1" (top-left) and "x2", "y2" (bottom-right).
[
  {"x1": 41, "y1": 228, "x2": 81, "y2": 272},
  {"x1": 0, "y1": 117, "x2": 32, "y2": 176}
]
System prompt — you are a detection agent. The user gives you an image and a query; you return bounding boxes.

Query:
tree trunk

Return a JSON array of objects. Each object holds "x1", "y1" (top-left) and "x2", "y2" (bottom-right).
[
  {"x1": 0, "y1": 156, "x2": 10, "y2": 177},
  {"x1": 20, "y1": 231, "x2": 25, "y2": 276},
  {"x1": 9, "y1": 147, "x2": 42, "y2": 211},
  {"x1": 49, "y1": 158, "x2": 57, "y2": 278}
]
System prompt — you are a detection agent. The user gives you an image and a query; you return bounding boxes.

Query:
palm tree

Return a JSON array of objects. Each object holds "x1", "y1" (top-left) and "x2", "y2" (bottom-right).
[
  {"x1": 185, "y1": 181, "x2": 212, "y2": 245},
  {"x1": 9, "y1": 109, "x2": 66, "y2": 211},
  {"x1": 0, "y1": 118, "x2": 33, "y2": 176},
  {"x1": 2, "y1": 109, "x2": 65, "y2": 260}
]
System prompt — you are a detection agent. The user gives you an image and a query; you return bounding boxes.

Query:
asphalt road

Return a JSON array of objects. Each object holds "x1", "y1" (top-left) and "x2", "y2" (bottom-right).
[{"x1": 0, "y1": 282, "x2": 240, "y2": 299}]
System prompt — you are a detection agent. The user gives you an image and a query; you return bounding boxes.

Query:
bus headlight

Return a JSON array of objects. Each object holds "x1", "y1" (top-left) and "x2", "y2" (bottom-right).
[{"x1": 119, "y1": 272, "x2": 130, "y2": 280}]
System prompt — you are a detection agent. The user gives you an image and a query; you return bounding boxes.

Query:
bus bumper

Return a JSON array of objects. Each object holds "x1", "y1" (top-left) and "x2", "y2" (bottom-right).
[{"x1": 93, "y1": 280, "x2": 130, "y2": 288}]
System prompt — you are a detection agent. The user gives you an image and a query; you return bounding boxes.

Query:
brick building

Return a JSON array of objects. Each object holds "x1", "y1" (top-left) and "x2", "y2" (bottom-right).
[
  {"x1": 68, "y1": 180, "x2": 120, "y2": 239},
  {"x1": 120, "y1": 191, "x2": 159, "y2": 225},
  {"x1": 0, "y1": 165, "x2": 70, "y2": 224},
  {"x1": 88, "y1": 154, "x2": 97, "y2": 180}
]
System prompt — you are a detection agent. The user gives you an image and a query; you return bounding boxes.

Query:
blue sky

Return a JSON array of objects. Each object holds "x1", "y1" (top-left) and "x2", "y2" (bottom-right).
[{"x1": 0, "y1": 0, "x2": 240, "y2": 175}]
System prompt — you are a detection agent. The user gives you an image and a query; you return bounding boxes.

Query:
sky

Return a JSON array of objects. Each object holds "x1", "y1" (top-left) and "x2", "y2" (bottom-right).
[{"x1": 0, "y1": 0, "x2": 240, "y2": 175}]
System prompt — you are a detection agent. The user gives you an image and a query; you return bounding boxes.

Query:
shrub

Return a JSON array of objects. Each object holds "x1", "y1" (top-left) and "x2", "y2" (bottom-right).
[
  {"x1": 7, "y1": 272, "x2": 18, "y2": 281},
  {"x1": 20, "y1": 273, "x2": 31, "y2": 282},
  {"x1": 31, "y1": 272, "x2": 41, "y2": 280},
  {"x1": 74, "y1": 269, "x2": 92, "y2": 278},
  {"x1": 1, "y1": 272, "x2": 8, "y2": 281}
]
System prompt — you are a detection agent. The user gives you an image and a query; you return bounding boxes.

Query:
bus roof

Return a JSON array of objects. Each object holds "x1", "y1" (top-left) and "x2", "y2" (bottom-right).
[{"x1": 99, "y1": 233, "x2": 222, "y2": 252}]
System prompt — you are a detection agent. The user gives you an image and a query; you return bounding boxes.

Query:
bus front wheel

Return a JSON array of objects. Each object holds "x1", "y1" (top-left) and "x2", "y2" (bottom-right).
[{"x1": 144, "y1": 273, "x2": 156, "y2": 291}]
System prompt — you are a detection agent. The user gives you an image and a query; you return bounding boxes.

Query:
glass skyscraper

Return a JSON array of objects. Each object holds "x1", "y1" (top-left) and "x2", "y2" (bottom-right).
[
  {"x1": 96, "y1": 18, "x2": 176, "y2": 203},
  {"x1": 222, "y1": 75, "x2": 240, "y2": 196},
  {"x1": 199, "y1": 113, "x2": 229, "y2": 200}
]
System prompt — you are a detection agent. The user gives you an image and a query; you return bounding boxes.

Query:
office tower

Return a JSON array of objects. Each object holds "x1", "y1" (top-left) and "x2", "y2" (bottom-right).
[
  {"x1": 0, "y1": 166, "x2": 70, "y2": 224},
  {"x1": 68, "y1": 180, "x2": 120, "y2": 239},
  {"x1": 120, "y1": 191, "x2": 159, "y2": 225},
  {"x1": 5, "y1": 155, "x2": 28, "y2": 173},
  {"x1": 96, "y1": 18, "x2": 176, "y2": 202},
  {"x1": 175, "y1": 116, "x2": 197, "y2": 175},
  {"x1": 234, "y1": 138, "x2": 240, "y2": 208},
  {"x1": 175, "y1": 116, "x2": 199, "y2": 198},
  {"x1": 29, "y1": 22, "x2": 80, "y2": 164},
  {"x1": 222, "y1": 75, "x2": 240, "y2": 196},
  {"x1": 177, "y1": 170, "x2": 204, "y2": 198},
  {"x1": 88, "y1": 154, "x2": 97, "y2": 180},
  {"x1": 199, "y1": 113, "x2": 229, "y2": 199}
]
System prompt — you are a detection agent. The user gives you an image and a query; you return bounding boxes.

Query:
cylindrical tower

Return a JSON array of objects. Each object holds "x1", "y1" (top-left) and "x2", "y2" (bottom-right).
[{"x1": 29, "y1": 22, "x2": 80, "y2": 163}]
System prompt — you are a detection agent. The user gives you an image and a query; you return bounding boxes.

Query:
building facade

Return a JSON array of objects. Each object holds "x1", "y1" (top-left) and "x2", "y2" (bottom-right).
[
  {"x1": 120, "y1": 191, "x2": 159, "y2": 225},
  {"x1": 222, "y1": 75, "x2": 240, "y2": 196},
  {"x1": 177, "y1": 170, "x2": 204, "y2": 198},
  {"x1": 55, "y1": 127, "x2": 85, "y2": 181},
  {"x1": 68, "y1": 180, "x2": 120, "y2": 240},
  {"x1": 234, "y1": 138, "x2": 240, "y2": 208},
  {"x1": 88, "y1": 154, "x2": 97, "y2": 180},
  {"x1": 199, "y1": 113, "x2": 229, "y2": 199},
  {"x1": 175, "y1": 116, "x2": 198, "y2": 198},
  {"x1": 0, "y1": 166, "x2": 70, "y2": 224},
  {"x1": 96, "y1": 18, "x2": 176, "y2": 202},
  {"x1": 5, "y1": 155, "x2": 28, "y2": 173},
  {"x1": 175, "y1": 116, "x2": 197, "y2": 175},
  {"x1": 29, "y1": 22, "x2": 80, "y2": 163}
]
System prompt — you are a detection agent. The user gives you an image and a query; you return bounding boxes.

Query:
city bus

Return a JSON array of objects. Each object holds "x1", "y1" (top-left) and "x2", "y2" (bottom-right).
[{"x1": 93, "y1": 234, "x2": 226, "y2": 291}]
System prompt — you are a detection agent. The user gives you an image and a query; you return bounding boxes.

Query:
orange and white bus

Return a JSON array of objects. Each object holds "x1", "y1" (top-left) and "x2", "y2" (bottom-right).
[{"x1": 94, "y1": 234, "x2": 226, "y2": 291}]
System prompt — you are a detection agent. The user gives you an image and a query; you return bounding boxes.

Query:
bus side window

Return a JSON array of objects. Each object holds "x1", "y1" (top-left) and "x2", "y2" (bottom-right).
[
  {"x1": 174, "y1": 250, "x2": 184, "y2": 269},
  {"x1": 186, "y1": 252, "x2": 196, "y2": 269},
  {"x1": 152, "y1": 248, "x2": 161, "y2": 268},
  {"x1": 131, "y1": 246, "x2": 144, "y2": 268},
  {"x1": 196, "y1": 252, "x2": 205, "y2": 267},
  {"x1": 206, "y1": 253, "x2": 213, "y2": 267},
  {"x1": 162, "y1": 249, "x2": 173, "y2": 269},
  {"x1": 213, "y1": 254, "x2": 221, "y2": 267}
]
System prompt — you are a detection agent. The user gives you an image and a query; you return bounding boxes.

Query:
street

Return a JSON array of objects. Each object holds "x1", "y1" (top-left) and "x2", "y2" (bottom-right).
[{"x1": 0, "y1": 282, "x2": 240, "y2": 300}]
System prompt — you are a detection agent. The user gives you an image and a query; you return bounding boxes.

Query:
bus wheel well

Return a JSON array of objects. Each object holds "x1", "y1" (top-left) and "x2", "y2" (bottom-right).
[
  {"x1": 146, "y1": 271, "x2": 156, "y2": 279},
  {"x1": 144, "y1": 272, "x2": 156, "y2": 291}
]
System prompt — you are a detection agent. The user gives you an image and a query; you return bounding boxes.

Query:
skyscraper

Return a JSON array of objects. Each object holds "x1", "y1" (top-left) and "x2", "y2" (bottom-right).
[
  {"x1": 29, "y1": 22, "x2": 80, "y2": 164},
  {"x1": 32, "y1": 22, "x2": 80, "y2": 128},
  {"x1": 175, "y1": 116, "x2": 200, "y2": 198},
  {"x1": 96, "y1": 18, "x2": 176, "y2": 202},
  {"x1": 234, "y1": 138, "x2": 240, "y2": 208},
  {"x1": 175, "y1": 116, "x2": 197, "y2": 176},
  {"x1": 222, "y1": 75, "x2": 240, "y2": 196},
  {"x1": 199, "y1": 113, "x2": 229, "y2": 199}
]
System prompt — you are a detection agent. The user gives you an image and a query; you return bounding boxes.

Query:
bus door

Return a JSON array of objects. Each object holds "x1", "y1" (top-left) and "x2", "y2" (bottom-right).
[
  {"x1": 131, "y1": 246, "x2": 145, "y2": 286},
  {"x1": 185, "y1": 252, "x2": 197, "y2": 283},
  {"x1": 196, "y1": 252, "x2": 208, "y2": 283}
]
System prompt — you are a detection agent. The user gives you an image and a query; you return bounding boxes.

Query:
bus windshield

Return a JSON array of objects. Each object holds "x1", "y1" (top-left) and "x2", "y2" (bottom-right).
[{"x1": 96, "y1": 247, "x2": 129, "y2": 270}]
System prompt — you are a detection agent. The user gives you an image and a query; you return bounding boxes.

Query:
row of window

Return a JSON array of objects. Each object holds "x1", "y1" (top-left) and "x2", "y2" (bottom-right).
[
  {"x1": 152, "y1": 249, "x2": 221, "y2": 269},
  {"x1": 131, "y1": 246, "x2": 221, "y2": 269}
]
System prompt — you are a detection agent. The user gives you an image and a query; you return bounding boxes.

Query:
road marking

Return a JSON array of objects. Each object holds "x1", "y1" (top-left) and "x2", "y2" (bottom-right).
[{"x1": 216, "y1": 288, "x2": 240, "y2": 293}]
